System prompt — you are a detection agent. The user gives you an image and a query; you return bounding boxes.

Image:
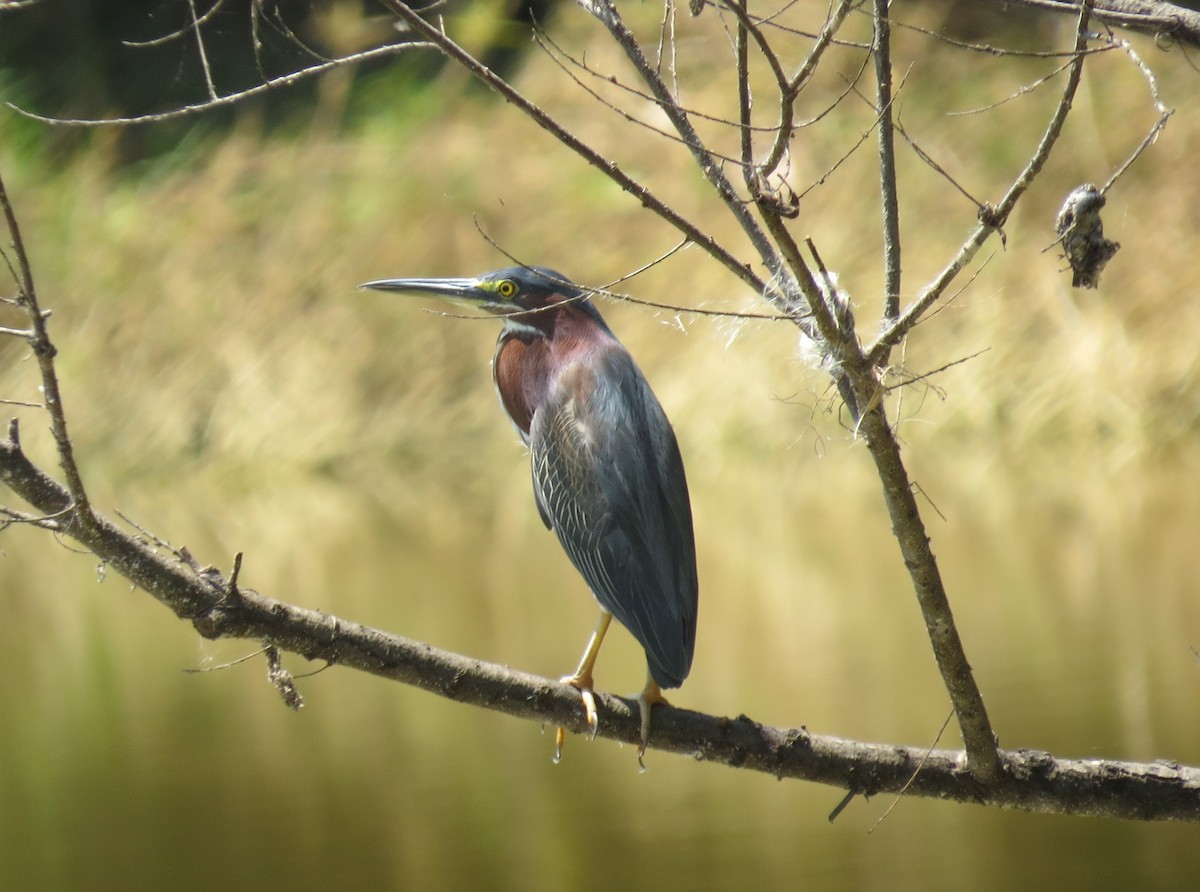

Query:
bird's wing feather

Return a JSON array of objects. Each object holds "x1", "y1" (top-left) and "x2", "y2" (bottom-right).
[{"x1": 529, "y1": 347, "x2": 697, "y2": 688}]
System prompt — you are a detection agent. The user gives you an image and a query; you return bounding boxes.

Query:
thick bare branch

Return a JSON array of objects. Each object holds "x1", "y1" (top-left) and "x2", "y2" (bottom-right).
[
  {"x1": 1002, "y1": 0, "x2": 1200, "y2": 48},
  {"x1": 1, "y1": 432, "x2": 1197, "y2": 821},
  {"x1": 748, "y1": 160, "x2": 1005, "y2": 778}
]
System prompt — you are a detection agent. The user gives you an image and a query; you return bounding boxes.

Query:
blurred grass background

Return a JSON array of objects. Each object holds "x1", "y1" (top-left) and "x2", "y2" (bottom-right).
[{"x1": 1, "y1": 1, "x2": 1199, "y2": 889}]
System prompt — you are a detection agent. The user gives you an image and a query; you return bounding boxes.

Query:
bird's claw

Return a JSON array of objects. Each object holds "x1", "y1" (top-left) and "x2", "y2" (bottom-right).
[
  {"x1": 579, "y1": 687, "x2": 599, "y2": 738},
  {"x1": 636, "y1": 682, "x2": 669, "y2": 771},
  {"x1": 553, "y1": 674, "x2": 600, "y2": 763},
  {"x1": 636, "y1": 693, "x2": 652, "y2": 770}
]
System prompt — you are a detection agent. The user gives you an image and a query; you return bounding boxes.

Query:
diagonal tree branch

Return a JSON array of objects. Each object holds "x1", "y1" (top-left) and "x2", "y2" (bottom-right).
[
  {"x1": 838, "y1": 0, "x2": 1106, "y2": 780},
  {"x1": 1, "y1": 430, "x2": 1198, "y2": 821},
  {"x1": 719, "y1": 0, "x2": 1003, "y2": 781},
  {"x1": 1001, "y1": 0, "x2": 1200, "y2": 48}
]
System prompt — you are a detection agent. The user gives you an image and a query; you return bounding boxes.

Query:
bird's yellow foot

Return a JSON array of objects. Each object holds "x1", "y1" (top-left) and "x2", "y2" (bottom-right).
[
  {"x1": 561, "y1": 672, "x2": 600, "y2": 733},
  {"x1": 553, "y1": 673, "x2": 599, "y2": 763},
  {"x1": 636, "y1": 678, "x2": 669, "y2": 771}
]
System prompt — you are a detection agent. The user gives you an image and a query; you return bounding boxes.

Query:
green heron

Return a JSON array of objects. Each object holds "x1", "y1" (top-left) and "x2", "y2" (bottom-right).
[{"x1": 360, "y1": 266, "x2": 698, "y2": 760}]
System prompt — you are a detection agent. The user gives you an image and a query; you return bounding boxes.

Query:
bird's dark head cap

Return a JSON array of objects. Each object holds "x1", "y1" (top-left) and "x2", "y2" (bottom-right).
[{"x1": 474, "y1": 266, "x2": 583, "y2": 311}]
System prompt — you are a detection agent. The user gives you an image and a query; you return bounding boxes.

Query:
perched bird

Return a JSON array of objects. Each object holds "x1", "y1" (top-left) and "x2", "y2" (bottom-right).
[{"x1": 360, "y1": 266, "x2": 698, "y2": 759}]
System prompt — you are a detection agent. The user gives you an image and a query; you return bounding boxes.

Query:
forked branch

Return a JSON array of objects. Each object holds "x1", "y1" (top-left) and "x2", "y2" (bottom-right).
[{"x1": 868, "y1": 0, "x2": 1100, "y2": 363}]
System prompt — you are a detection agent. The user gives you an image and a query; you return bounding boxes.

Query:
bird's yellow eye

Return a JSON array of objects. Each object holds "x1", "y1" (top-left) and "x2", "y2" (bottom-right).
[{"x1": 496, "y1": 279, "x2": 517, "y2": 298}]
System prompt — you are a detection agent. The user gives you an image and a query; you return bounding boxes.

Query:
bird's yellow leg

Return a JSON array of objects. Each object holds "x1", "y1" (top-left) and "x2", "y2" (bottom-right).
[
  {"x1": 636, "y1": 672, "x2": 669, "y2": 769},
  {"x1": 554, "y1": 611, "x2": 613, "y2": 761}
]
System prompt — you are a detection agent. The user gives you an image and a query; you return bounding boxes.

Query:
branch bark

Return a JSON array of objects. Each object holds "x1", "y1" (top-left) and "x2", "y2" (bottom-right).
[{"x1": 1, "y1": 432, "x2": 1198, "y2": 821}]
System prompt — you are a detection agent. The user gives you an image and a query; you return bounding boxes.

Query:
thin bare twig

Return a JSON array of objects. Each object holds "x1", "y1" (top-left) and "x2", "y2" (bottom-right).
[
  {"x1": 469, "y1": 222, "x2": 805, "y2": 322},
  {"x1": 893, "y1": 15, "x2": 1109, "y2": 58},
  {"x1": 748, "y1": 2, "x2": 868, "y2": 50},
  {"x1": 0, "y1": 173, "x2": 92, "y2": 527},
  {"x1": 893, "y1": 117, "x2": 987, "y2": 211},
  {"x1": 760, "y1": 0, "x2": 857, "y2": 177},
  {"x1": 374, "y1": 1, "x2": 768, "y2": 298},
  {"x1": 123, "y1": 0, "x2": 228, "y2": 48},
  {"x1": 1100, "y1": 35, "x2": 1173, "y2": 192},
  {"x1": 250, "y1": 0, "x2": 266, "y2": 77},
  {"x1": 882, "y1": 349, "x2": 992, "y2": 394},
  {"x1": 869, "y1": 709, "x2": 956, "y2": 833},
  {"x1": 948, "y1": 59, "x2": 1078, "y2": 115},
  {"x1": 874, "y1": 0, "x2": 902, "y2": 340},
  {"x1": 578, "y1": 0, "x2": 792, "y2": 306},
  {"x1": 532, "y1": 30, "x2": 750, "y2": 166},
  {"x1": 796, "y1": 61, "x2": 898, "y2": 202},
  {"x1": 843, "y1": 62, "x2": 986, "y2": 212},
  {"x1": 256, "y1": 0, "x2": 333, "y2": 66},
  {"x1": 7, "y1": 43, "x2": 428, "y2": 126},
  {"x1": 534, "y1": 26, "x2": 782, "y2": 133},
  {"x1": 0, "y1": 505, "x2": 65, "y2": 531},
  {"x1": 722, "y1": 1, "x2": 792, "y2": 101},
  {"x1": 188, "y1": 0, "x2": 220, "y2": 101},
  {"x1": 183, "y1": 647, "x2": 269, "y2": 673}
]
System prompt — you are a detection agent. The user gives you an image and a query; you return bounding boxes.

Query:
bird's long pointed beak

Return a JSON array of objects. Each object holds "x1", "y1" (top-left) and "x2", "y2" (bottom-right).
[{"x1": 358, "y1": 276, "x2": 493, "y2": 310}]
